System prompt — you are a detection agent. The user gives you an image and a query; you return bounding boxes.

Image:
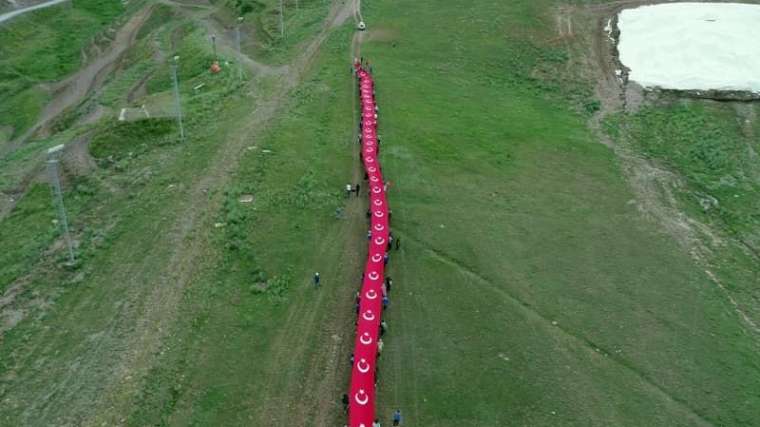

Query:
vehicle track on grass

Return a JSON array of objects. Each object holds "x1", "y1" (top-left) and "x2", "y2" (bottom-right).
[
  {"x1": 156, "y1": 0, "x2": 285, "y2": 77},
  {"x1": 2, "y1": 5, "x2": 155, "y2": 156},
  {"x1": 89, "y1": 1, "x2": 359, "y2": 422},
  {"x1": 6, "y1": 1, "x2": 357, "y2": 424},
  {"x1": 6, "y1": 0, "x2": 357, "y2": 423},
  {"x1": 390, "y1": 244, "x2": 422, "y2": 423},
  {"x1": 0, "y1": 5, "x2": 154, "y2": 222},
  {"x1": 256, "y1": 2, "x2": 364, "y2": 424},
  {"x1": 398, "y1": 233, "x2": 714, "y2": 427}
]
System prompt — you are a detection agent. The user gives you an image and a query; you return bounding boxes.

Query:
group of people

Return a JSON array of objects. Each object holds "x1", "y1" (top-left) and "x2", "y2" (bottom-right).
[
  {"x1": 343, "y1": 58, "x2": 405, "y2": 427},
  {"x1": 342, "y1": 406, "x2": 402, "y2": 427},
  {"x1": 346, "y1": 183, "x2": 361, "y2": 198}
]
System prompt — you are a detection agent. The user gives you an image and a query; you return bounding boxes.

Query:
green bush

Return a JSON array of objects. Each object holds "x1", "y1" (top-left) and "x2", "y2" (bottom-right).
[{"x1": 89, "y1": 118, "x2": 177, "y2": 160}]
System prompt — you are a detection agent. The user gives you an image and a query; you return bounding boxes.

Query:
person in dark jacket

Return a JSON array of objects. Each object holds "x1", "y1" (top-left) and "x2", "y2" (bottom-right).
[{"x1": 393, "y1": 409, "x2": 402, "y2": 426}]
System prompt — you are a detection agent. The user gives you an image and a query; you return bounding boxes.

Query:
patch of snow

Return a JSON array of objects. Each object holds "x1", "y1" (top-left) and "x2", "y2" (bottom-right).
[{"x1": 617, "y1": 3, "x2": 760, "y2": 92}]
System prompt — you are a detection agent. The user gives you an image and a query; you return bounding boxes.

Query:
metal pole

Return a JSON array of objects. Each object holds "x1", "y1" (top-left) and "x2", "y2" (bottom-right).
[
  {"x1": 171, "y1": 56, "x2": 185, "y2": 142},
  {"x1": 211, "y1": 34, "x2": 217, "y2": 61},
  {"x1": 236, "y1": 17, "x2": 243, "y2": 81},
  {"x1": 279, "y1": 0, "x2": 284, "y2": 38},
  {"x1": 46, "y1": 146, "x2": 75, "y2": 265}
]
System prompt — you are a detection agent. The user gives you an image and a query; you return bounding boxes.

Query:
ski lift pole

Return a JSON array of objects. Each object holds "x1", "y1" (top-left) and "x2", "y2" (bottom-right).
[
  {"x1": 171, "y1": 56, "x2": 185, "y2": 142},
  {"x1": 46, "y1": 145, "x2": 75, "y2": 265},
  {"x1": 211, "y1": 34, "x2": 217, "y2": 61},
  {"x1": 237, "y1": 16, "x2": 244, "y2": 81}
]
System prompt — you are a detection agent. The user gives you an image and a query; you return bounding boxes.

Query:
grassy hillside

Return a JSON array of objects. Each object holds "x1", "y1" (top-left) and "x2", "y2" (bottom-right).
[
  {"x1": 0, "y1": 11, "x2": 255, "y2": 425},
  {"x1": 0, "y1": 0, "x2": 125, "y2": 140},
  {"x1": 0, "y1": 0, "x2": 758, "y2": 426},
  {"x1": 357, "y1": 0, "x2": 760, "y2": 425}
]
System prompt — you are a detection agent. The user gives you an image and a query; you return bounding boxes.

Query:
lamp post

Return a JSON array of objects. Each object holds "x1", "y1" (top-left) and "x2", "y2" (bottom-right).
[
  {"x1": 46, "y1": 144, "x2": 75, "y2": 265},
  {"x1": 171, "y1": 55, "x2": 185, "y2": 142}
]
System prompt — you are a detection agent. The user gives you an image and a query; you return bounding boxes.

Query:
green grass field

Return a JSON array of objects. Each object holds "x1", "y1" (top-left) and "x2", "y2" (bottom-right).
[
  {"x1": 0, "y1": 0, "x2": 759, "y2": 426},
  {"x1": 0, "y1": 0, "x2": 125, "y2": 140}
]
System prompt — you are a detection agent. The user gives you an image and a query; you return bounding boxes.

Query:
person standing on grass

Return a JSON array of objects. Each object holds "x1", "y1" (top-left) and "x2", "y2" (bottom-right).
[
  {"x1": 382, "y1": 295, "x2": 389, "y2": 310},
  {"x1": 377, "y1": 338, "x2": 384, "y2": 355},
  {"x1": 384, "y1": 252, "x2": 389, "y2": 266},
  {"x1": 385, "y1": 277, "x2": 392, "y2": 293},
  {"x1": 393, "y1": 409, "x2": 402, "y2": 426},
  {"x1": 313, "y1": 272, "x2": 320, "y2": 288},
  {"x1": 341, "y1": 393, "x2": 349, "y2": 413},
  {"x1": 355, "y1": 183, "x2": 360, "y2": 196},
  {"x1": 395, "y1": 236, "x2": 401, "y2": 250},
  {"x1": 373, "y1": 419, "x2": 381, "y2": 427},
  {"x1": 346, "y1": 183, "x2": 353, "y2": 197},
  {"x1": 367, "y1": 230, "x2": 372, "y2": 240}
]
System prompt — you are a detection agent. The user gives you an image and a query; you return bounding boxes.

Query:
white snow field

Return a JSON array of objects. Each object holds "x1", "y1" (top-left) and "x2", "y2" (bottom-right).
[{"x1": 617, "y1": 3, "x2": 760, "y2": 92}]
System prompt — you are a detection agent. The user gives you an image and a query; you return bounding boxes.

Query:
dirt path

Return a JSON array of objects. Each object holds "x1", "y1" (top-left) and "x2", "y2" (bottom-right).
[
  {"x1": 255, "y1": 1, "x2": 364, "y2": 425},
  {"x1": 156, "y1": 0, "x2": 285, "y2": 77},
  {"x1": 0, "y1": 0, "x2": 358, "y2": 423},
  {"x1": 3, "y1": 5, "x2": 154, "y2": 156},
  {"x1": 0, "y1": 5, "x2": 153, "y2": 224},
  {"x1": 74, "y1": 0, "x2": 361, "y2": 424},
  {"x1": 7, "y1": 0, "x2": 361, "y2": 423}
]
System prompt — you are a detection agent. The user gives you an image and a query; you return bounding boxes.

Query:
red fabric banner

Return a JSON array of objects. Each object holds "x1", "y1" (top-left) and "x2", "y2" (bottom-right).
[{"x1": 348, "y1": 62, "x2": 388, "y2": 427}]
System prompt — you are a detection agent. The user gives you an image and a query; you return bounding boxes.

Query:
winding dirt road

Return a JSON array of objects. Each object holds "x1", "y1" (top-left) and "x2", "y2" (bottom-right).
[{"x1": 3, "y1": 5, "x2": 154, "y2": 156}]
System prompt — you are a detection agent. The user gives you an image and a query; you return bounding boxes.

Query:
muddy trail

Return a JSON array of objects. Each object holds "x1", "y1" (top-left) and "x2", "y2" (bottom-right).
[
  {"x1": 255, "y1": 3, "x2": 365, "y2": 425},
  {"x1": 156, "y1": 0, "x2": 285, "y2": 77},
  {"x1": 3, "y1": 5, "x2": 154, "y2": 157},
  {"x1": 4, "y1": 0, "x2": 362, "y2": 424},
  {"x1": 0, "y1": 4, "x2": 154, "y2": 224}
]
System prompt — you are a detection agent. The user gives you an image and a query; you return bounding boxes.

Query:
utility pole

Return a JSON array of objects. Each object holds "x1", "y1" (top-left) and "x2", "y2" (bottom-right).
[
  {"x1": 279, "y1": 0, "x2": 284, "y2": 38},
  {"x1": 236, "y1": 16, "x2": 244, "y2": 80},
  {"x1": 46, "y1": 144, "x2": 75, "y2": 266},
  {"x1": 171, "y1": 56, "x2": 185, "y2": 142}
]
